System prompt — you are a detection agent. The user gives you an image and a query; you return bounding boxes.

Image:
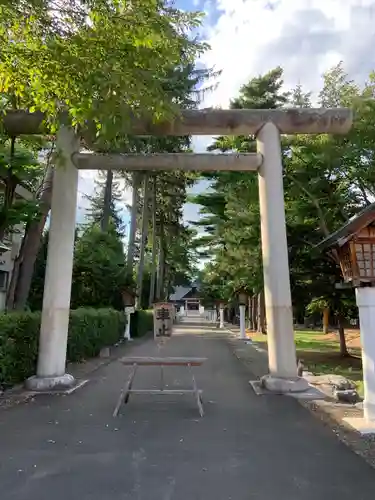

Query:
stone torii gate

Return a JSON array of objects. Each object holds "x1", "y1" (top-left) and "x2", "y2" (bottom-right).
[{"x1": 3, "y1": 108, "x2": 352, "y2": 393}]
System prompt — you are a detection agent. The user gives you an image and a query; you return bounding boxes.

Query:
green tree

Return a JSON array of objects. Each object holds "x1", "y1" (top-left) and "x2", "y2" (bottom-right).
[
  {"x1": 1, "y1": 2, "x2": 212, "y2": 310},
  {"x1": 0, "y1": 1, "x2": 207, "y2": 141},
  {"x1": 195, "y1": 62, "x2": 375, "y2": 357},
  {"x1": 71, "y1": 224, "x2": 129, "y2": 310},
  {"x1": 0, "y1": 137, "x2": 43, "y2": 241},
  {"x1": 194, "y1": 67, "x2": 289, "y2": 300},
  {"x1": 289, "y1": 83, "x2": 312, "y2": 108},
  {"x1": 84, "y1": 171, "x2": 125, "y2": 236}
]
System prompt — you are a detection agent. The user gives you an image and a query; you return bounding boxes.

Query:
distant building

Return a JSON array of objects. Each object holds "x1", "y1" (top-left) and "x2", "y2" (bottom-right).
[
  {"x1": 0, "y1": 184, "x2": 33, "y2": 310},
  {"x1": 169, "y1": 282, "x2": 203, "y2": 315}
]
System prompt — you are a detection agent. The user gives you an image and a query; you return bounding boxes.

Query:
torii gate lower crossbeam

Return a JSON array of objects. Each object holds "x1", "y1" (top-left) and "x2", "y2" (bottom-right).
[{"x1": 20, "y1": 107, "x2": 352, "y2": 394}]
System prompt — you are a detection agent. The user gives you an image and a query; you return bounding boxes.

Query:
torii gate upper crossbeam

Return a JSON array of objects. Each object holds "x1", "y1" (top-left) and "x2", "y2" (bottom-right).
[{"x1": 1, "y1": 108, "x2": 352, "y2": 137}]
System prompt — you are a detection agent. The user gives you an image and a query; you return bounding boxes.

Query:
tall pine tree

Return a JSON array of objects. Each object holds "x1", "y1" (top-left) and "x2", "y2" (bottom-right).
[{"x1": 84, "y1": 171, "x2": 125, "y2": 237}]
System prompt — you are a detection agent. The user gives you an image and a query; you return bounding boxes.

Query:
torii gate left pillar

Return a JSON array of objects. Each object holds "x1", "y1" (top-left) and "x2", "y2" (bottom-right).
[{"x1": 26, "y1": 126, "x2": 79, "y2": 391}]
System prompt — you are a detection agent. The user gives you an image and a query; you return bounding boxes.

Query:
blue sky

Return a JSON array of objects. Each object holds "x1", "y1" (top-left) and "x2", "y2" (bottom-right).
[{"x1": 78, "y1": 0, "x2": 375, "y2": 234}]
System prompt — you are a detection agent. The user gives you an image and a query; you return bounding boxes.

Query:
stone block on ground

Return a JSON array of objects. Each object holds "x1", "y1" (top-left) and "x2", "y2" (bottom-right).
[
  {"x1": 304, "y1": 374, "x2": 356, "y2": 391},
  {"x1": 334, "y1": 389, "x2": 360, "y2": 404},
  {"x1": 99, "y1": 347, "x2": 111, "y2": 358},
  {"x1": 261, "y1": 374, "x2": 310, "y2": 393}
]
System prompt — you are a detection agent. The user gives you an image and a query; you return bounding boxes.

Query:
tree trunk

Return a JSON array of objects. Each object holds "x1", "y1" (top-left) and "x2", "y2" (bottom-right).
[
  {"x1": 101, "y1": 170, "x2": 113, "y2": 232},
  {"x1": 7, "y1": 165, "x2": 54, "y2": 310},
  {"x1": 135, "y1": 173, "x2": 150, "y2": 309},
  {"x1": 258, "y1": 289, "x2": 266, "y2": 334},
  {"x1": 156, "y1": 222, "x2": 165, "y2": 301},
  {"x1": 163, "y1": 262, "x2": 170, "y2": 300},
  {"x1": 323, "y1": 307, "x2": 329, "y2": 334},
  {"x1": 0, "y1": 137, "x2": 18, "y2": 243},
  {"x1": 5, "y1": 237, "x2": 24, "y2": 310},
  {"x1": 252, "y1": 296, "x2": 257, "y2": 330},
  {"x1": 337, "y1": 314, "x2": 349, "y2": 357},
  {"x1": 126, "y1": 172, "x2": 140, "y2": 277},
  {"x1": 156, "y1": 243, "x2": 161, "y2": 301},
  {"x1": 0, "y1": 177, "x2": 18, "y2": 243},
  {"x1": 247, "y1": 296, "x2": 252, "y2": 329},
  {"x1": 148, "y1": 179, "x2": 157, "y2": 308},
  {"x1": 159, "y1": 246, "x2": 165, "y2": 301}
]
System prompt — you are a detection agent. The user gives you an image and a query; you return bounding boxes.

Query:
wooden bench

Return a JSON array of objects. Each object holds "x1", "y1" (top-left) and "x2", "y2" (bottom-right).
[{"x1": 113, "y1": 357, "x2": 207, "y2": 418}]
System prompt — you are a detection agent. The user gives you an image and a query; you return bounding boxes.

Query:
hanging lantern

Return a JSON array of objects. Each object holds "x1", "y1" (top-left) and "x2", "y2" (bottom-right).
[
  {"x1": 237, "y1": 287, "x2": 248, "y2": 306},
  {"x1": 122, "y1": 288, "x2": 137, "y2": 308},
  {"x1": 216, "y1": 299, "x2": 226, "y2": 309},
  {"x1": 318, "y1": 203, "x2": 375, "y2": 286}
]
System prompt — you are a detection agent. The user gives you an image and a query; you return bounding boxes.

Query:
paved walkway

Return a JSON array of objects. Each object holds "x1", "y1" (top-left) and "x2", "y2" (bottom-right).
[{"x1": 1, "y1": 321, "x2": 375, "y2": 499}]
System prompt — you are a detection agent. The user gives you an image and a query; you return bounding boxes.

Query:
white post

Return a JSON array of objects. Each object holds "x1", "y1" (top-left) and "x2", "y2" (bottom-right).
[
  {"x1": 26, "y1": 126, "x2": 79, "y2": 391},
  {"x1": 124, "y1": 311, "x2": 133, "y2": 341},
  {"x1": 356, "y1": 287, "x2": 375, "y2": 421},
  {"x1": 343, "y1": 287, "x2": 375, "y2": 433},
  {"x1": 219, "y1": 307, "x2": 224, "y2": 329},
  {"x1": 239, "y1": 304, "x2": 246, "y2": 339},
  {"x1": 257, "y1": 123, "x2": 307, "y2": 392}
]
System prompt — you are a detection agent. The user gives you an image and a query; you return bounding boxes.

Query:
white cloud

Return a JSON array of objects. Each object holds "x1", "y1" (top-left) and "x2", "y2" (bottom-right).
[
  {"x1": 199, "y1": 0, "x2": 375, "y2": 108},
  {"x1": 189, "y1": 1, "x2": 375, "y2": 245},
  {"x1": 190, "y1": 1, "x2": 375, "y2": 152}
]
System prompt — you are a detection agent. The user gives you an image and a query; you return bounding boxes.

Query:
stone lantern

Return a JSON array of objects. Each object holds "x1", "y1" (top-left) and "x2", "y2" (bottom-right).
[{"x1": 318, "y1": 202, "x2": 375, "y2": 434}]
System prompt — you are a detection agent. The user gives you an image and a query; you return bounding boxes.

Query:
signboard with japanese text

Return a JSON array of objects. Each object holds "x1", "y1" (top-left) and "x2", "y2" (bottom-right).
[{"x1": 153, "y1": 302, "x2": 174, "y2": 339}]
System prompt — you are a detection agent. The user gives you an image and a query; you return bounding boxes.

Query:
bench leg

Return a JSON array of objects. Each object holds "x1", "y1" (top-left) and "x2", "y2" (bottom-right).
[
  {"x1": 188, "y1": 363, "x2": 204, "y2": 417},
  {"x1": 113, "y1": 363, "x2": 138, "y2": 417},
  {"x1": 124, "y1": 363, "x2": 138, "y2": 405}
]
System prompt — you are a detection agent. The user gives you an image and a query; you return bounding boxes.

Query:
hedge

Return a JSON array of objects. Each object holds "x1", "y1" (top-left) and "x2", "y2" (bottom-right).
[
  {"x1": 130, "y1": 309, "x2": 154, "y2": 337},
  {"x1": 0, "y1": 308, "x2": 155, "y2": 390}
]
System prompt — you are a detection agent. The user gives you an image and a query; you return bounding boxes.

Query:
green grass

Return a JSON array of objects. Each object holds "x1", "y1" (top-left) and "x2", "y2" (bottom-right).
[{"x1": 249, "y1": 329, "x2": 364, "y2": 397}]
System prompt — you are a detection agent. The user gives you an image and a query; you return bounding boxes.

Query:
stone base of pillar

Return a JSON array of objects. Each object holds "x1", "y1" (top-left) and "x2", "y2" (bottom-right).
[
  {"x1": 343, "y1": 417, "x2": 375, "y2": 435},
  {"x1": 25, "y1": 373, "x2": 76, "y2": 392},
  {"x1": 261, "y1": 374, "x2": 309, "y2": 393}
]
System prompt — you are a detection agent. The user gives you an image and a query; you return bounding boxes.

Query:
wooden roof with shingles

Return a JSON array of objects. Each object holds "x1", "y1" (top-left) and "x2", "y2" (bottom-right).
[{"x1": 317, "y1": 203, "x2": 375, "y2": 249}]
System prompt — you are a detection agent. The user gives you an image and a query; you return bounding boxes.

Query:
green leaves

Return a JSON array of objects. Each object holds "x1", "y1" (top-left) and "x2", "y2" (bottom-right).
[
  {"x1": 0, "y1": 1, "x2": 207, "y2": 140},
  {"x1": 0, "y1": 308, "x2": 126, "y2": 388},
  {"x1": 0, "y1": 139, "x2": 40, "y2": 180},
  {"x1": 196, "y1": 62, "x2": 375, "y2": 319},
  {"x1": 71, "y1": 224, "x2": 129, "y2": 310}
]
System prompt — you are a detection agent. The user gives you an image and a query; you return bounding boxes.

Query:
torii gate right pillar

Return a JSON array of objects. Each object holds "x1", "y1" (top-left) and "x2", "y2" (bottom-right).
[{"x1": 257, "y1": 123, "x2": 308, "y2": 392}]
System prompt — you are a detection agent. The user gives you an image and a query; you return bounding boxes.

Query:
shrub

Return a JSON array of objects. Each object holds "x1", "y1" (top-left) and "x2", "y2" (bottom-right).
[
  {"x1": 0, "y1": 308, "x2": 125, "y2": 389},
  {"x1": 130, "y1": 309, "x2": 154, "y2": 337},
  {"x1": 67, "y1": 308, "x2": 126, "y2": 362},
  {"x1": 0, "y1": 312, "x2": 40, "y2": 388}
]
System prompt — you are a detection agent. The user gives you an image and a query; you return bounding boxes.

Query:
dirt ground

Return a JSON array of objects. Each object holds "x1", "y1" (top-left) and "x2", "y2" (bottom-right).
[{"x1": 316, "y1": 329, "x2": 362, "y2": 349}]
